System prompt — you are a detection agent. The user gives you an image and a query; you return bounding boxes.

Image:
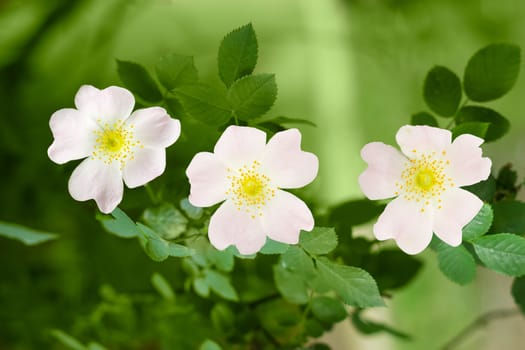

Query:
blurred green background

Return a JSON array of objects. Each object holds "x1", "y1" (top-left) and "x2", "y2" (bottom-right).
[{"x1": 1, "y1": 0, "x2": 524, "y2": 349}]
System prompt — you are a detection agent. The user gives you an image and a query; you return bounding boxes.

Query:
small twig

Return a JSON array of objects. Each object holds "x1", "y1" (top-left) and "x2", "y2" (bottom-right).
[{"x1": 441, "y1": 307, "x2": 521, "y2": 350}]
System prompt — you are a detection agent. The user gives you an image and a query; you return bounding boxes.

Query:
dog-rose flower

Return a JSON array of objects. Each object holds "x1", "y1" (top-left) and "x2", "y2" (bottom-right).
[
  {"x1": 48, "y1": 85, "x2": 181, "y2": 214},
  {"x1": 359, "y1": 125, "x2": 491, "y2": 254},
  {"x1": 186, "y1": 126, "x2": 318, "y2": 255}
]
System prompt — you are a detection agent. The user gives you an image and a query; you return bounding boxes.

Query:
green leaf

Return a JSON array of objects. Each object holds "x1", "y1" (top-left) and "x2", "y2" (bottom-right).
[
  {"x1": 410, "y1": 112, "x2": 438, "y2": 127},
  {"x1": 251, "y1": 115, "x2": 317, "y2": 127},
  {"x1": 273, "y1": 264, "x2": 309, "y2": 304},
  {"x1": 464, "y1": 175, "x2": 496, "y2": 202},
  {"x1": 49, "y1": 329, "x2": 86, "y2": 350},
  {"x1": 304, "y1": 319, "x2": 325, "y2": 338},
  {"x1": 206, "y1": 247, "x2": 235, "y2": 272},
  {"x1": 351, "y1": 310, "x2": 411, "y2": 340},
  {"x1": 491, "y1": 201, "x2": 525, "y2": 234},
  {"x1": 316, "y1": 258, "x2": 385, "y2": 307},
  {"x1": 228, "y1": 74, "x2": 277, "y2": 121},
  {"x1": 151, "y1": 272, "x2": 175, "y2": 301},
  {"x1": 180, "y1": 198, "x2": 203, "y2": 220},
  {"x1": 210, "y1": 303, "x2": 235, "y2": 334},
  {"x1": 463, "y1": 203, "x2": 493, "y2": 241},
  {"x1": 364, "y1": 249, "x2": 422, "y2": 291},
  {"x1": 199, "y1": 339, "x2": 222, "y2": 350},
  {"x1": 463, "y1": 43, "x2": 521, "y2": 102},
  {"x1": 175, "y1": 84, "x2": 232, "y2": 126},
  {"x1": 193, "y1": 277, "x2": 210, "y2": 298},
  {"x1": 116, "y1": 59, "x2": 162, "y2": 102},
  {"x1": 156, "y1": 53, "x2": 198, "y2": 90},
  {"x1": 299, "y1": 227, "x2": 338, "y2": 255},
  {"x1": 329, "y1": 199, "x2": 385, "y2": 228},
  {"x1": 137, "y1": 223, "x2": 194, "y2": 261},
  {"x1": 311, "y1": 296, "x2": 347, "y2": 323},
  {"x1": 260, "y1": 238, "x2": 289, "y2": 255},
  {"x1": 98, "y1": 208, "x2": 139, "y2": 238},
  {"x1": 218, "y1": 23, "x2": 258, "y2": 87},
  {"x1": 455, "y1": 106, "x2": 510, "y2": 142},
  {"x1": 452, "y1": 122, "x2": 489, "y2": 140},
  {"x1": 423, "y1": 66, "x2": 462, "y2": 117},
  {"x1": 0, "y1": 221, "x2": 57, "y2": 245},
  {"x1": 471, "y1": 233, "x2": 525, "y2": 276},
  {"x1": 142, "y1": 203, "x2": 188, "y2": 240},
  {"x1": 256, "y1": 299, "x2": 303, "y2": 345},
  {"x1": 435, "y1": 242, "x2": 477, "y2": 285},
  {"x1": 281, "y1": 246, "x2": 316, "y2": 279},
  {"x1": 204, "y1": 270, "x2": 239, "y2": 301},
  {"x1": 511, "y1": 277, "x2": 525, "y2": 314},
  {"x1": 87, "y1": 343, "x2": 108, "y2": 350}
]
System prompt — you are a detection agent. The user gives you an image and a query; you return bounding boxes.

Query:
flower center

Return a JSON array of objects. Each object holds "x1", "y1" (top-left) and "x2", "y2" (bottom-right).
[
  {"x1": 396, "y1": 150, "x2": 454, "y2": 212},
  {"x1": 92, "y1": 119, "x2": 142, "y2": 168},
  {"x1": 226, "y1": 160, "x2": 276, "y2": 219}
]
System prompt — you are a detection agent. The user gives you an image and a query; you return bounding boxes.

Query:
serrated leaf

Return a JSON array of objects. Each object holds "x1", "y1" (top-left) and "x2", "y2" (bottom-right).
[
  {"x1": 98, "y1": 208, "x2": 139, "y2": 238},
  {"x1": 116, "y1": 59, "x2": 162, "y2": 102},
  {"x1": 175, "y1": 84, "x2": 232, "y2": 126},
  {"x1": 228, "y1": 74, "x2": 277, "y2": 121},
  {"x1": 218, "y1": 23, "x2": 258, "y2": 87},
  {"x1": 511, "y1": 277, "x2": 525, "y2": 314},
  {"x1": 156, "y1": 53, "x2": 198, "y2": 90},
  {"x1": 311, "y1": 296, "x2": 347, "y2": 323},
  {"x1": 280, "y1": 246, "x2": 316, "y2": 279},
  {"x1": 410, "y1": 112, "x2": 438, "y2": 127},
  {"x1": 316, "y1": 258, "x2": 384, "y2": 307},
  {"x1": 199, "y1": 339, "x2": 222, "y2": 350},
  {"x1": 351, "y1": 310, "x2": 411, "y2": 340},
  {"x1": 49, "y1": 329, "x2": 86, "y2": 350},
  {"x1": 452, "y1": 122, "x2": 489, "y2": 140},
  {"x1": 463, "y1": 43, "x2": 521, "y2": 102},
  {"x1": 491, "y1": 201, "x2": 525, "y2": 234},
  {"x1": 151, "y1": 272, "x2": 175, "y2": 301},
  {"x1": 273, "y1": 264, "x2": 309, "y2": 304},
  {"x1": 142, "y1": 203, "x2": 188, "y2": 240},
  {"x1": 455, "y1": 106, "x2": 510, "y2": 142},
  {"x1": 0, "y1": 221, "x2": 58, "y2": 245},
  {"x1": 424, "y1": 66, "x2": 462, "y2": 117},
  {"x1": 260, "y1": 238, "x2": 289, "y2": 255},
  {"x1": 436, "y1": 243, "x2": 477, "y2": 285},
  {"x1": 204, "y1": 270, "x2": 239, "y2": 301},
  {"x1": 471, "y1": 233, "x2": 525, "y2": 276},
  {"x1": 299, "y1": 227, "x2": 338, "y2": 255},
  {"x1": 463, "y1": 203, "x2": 493, "y2": 241}
]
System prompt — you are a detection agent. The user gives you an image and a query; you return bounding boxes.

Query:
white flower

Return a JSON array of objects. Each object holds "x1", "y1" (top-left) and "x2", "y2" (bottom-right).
[
  {"x1": 359, "y1": 125, "x2": 492, "y2": 254},
  {"x1": 186, "y1": 126, "x2": 318, "y2": 255},
  {"x1": 48, "y1": 85, "x2": 181, "y2": 213}
]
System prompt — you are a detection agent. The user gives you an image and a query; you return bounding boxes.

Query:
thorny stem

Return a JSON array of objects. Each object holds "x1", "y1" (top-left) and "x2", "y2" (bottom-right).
[{"x1": 441, "y1": 307, "x2": 521, "y2": 350}]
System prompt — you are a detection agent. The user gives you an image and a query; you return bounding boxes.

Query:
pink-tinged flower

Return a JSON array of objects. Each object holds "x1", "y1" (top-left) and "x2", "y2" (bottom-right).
[
  {"x1": 186, "y1": 126, "x2": 318, "y2": 255},
  {"x1": 359, "y1": 125, "x2": 491, "y2": 254},
  {"x1": 48, "y1": 85, "x2": 181, "y2": 214}
]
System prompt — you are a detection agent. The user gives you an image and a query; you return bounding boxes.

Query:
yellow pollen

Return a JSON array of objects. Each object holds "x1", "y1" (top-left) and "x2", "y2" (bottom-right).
[
  {"x1": 92, "y1": 119, "x2": 141, "y2": 169},
  {"x1": 415, "y1": 169, "x2": 436, "y2": 190}
]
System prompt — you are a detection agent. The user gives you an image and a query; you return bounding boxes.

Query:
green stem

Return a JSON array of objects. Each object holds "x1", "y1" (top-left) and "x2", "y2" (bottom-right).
[{"x1": 145, "y1": 184, "x2": 159, "y2": 204}]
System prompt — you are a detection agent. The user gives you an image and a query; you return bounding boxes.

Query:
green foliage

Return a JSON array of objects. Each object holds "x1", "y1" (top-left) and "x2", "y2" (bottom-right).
[
  {"x1": 463, "y1": 43, "x2": 521, "y2": 102},
  {"x1": 451, "y1": 122, "x2": 489, "y2": 140},
  {"x1": 495, "y1": 165, "x2": 522, "y2": 201},
  {"x1": 329, "y1": 199, "x2": 385, "y2": 229},
  {"x1": 228, "y1": 74, "x2": 277, "y2": 121},
  {"x1": 423, "y1": 66, "x2": 462, "y2": 117},
  {"x1": 364, "y1": 249, "x2": 422, "y2": 291},
  {"x1": 218, "y1": 23, "x2": 258, "y2": 87},
  {"x1": 151, "y1": 272, "x2": 175, "y2": 301},
  {"x1": 97, "y1": 207, "x2": 139, "y2": 238},
  {"x1": 175, "y1": 84, "x2": 232, "y2": 126},
  {"x1": 455, "y1": 106, "x2": 510, "y2": 142},
  {"x1": 351, "y1": 310, "x2": 410, "y2": 340},
  {"x1": 116, "y1": 59, "x2": 162, "y2": 102},
  {"x1": 299, "y1": 227, "x2": 338, "y2": 255},
  {"x1": 464, "y1": 176, "x2": 496, "y2": 202},
  {"x1": 311, "y1": 296, "x2": 347, "y2": 323},
  {"x1": 50, "y1": 330, "x2": 109, "y2": 350},
  {"x1": 511, "y1": 277, "x2": 525, "y2": 314},
  {"x1": 256, "y1": 299, "x2": 303, "y2": 346},
  {"x1": 410, "y1": 111, "x2": 438, "y2": 127},
  {"x1": 155, "y1": 53, "x2": 198, "y2": 90},
  {"x1": 0, "y1": 221, "x2": 57, "y2": 245},
  {"x1": 281, "y1": 246, "x2": 316, "y2": 278},
  {"x1": 210, "y1": 303, "x2": 235, "y2": 334},
  {"x1": 180, "y1": 198, "x2": 204, "y2": 220},
  {"x1": 204, "y1": 269, "x2": 239, "y2": 301},
  {"x1": 142, "y1": 203, "x2": 188, "y2": 240},
  {"x1": 273, "y1": 264, "x2": 309, "y2": 304},
  {"x1": 252, "y1": 115, "x2": 317, "y2": 128},
  {"x1": 137, "y1": 223, "x2": 194, "y2": 262},
  {"x1": 200, "y1": 339, "x2": 222, "y2": 350},
  {"x1": 434, "y1": 241, "x2": 477, "y2": 285},
  {"x1": 471, "y1": 233, "x2": 525, "y2": 276},
  {"x1": 490, "y1": 201, "x2": 525, "y2": 234},
  {"x1": 260, "y1": 238, "x2": 289, "y2": 254},
  {"x1": 462, "y1": 203, "x2": 493, "y2": 241}
]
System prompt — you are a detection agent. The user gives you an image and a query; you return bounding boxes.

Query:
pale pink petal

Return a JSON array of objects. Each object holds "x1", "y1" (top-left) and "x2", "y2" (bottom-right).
[
  {"x1": 446, "y1": 134, "x2": 492, "y2": 187},
  {"x1": 433, "y1": 188, "x2": 483, "y2": 247},
  {"x1": 208, "y1": 200, "x2": 267, "y2": 255},
  {"x1": 261, "y1": 129, "x2": 318, "y2": 189},
  {"x1": 68, "y1": 158, "x2": 123, "y2": 214},
  {"x1": 74, "y1": 85, "x2": 135, "y2": 124},
  {"x1": 214, "y1": 126, "x2": 267, "y2": 168},
  {"x1": 186, "y1": 152, "x2": 228, "y2": 207},
  {"x1": 374, "y1": 197, "x2": 434, "y2": 254},
  {"x1": 396, "y1": 125, "x2": 451, "y2": 158},
  {"x1": 122, "y1": 147, "x2": 165, "y2": 188},
  {"x1": 126, "y1": 107, "x2": 181, "y2": 148},
  {"x1": 359, "y1": 142, "x2": 406, "y2": 200},
  {"x1": 260, "y1": 190, "x2": 314, "y2": 244},
  {"x1": 47, "y1": 108, "x2": 98, "y2": 164}
]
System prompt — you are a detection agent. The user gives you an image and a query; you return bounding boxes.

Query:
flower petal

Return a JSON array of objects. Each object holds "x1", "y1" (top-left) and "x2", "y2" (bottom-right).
[
  {"x1": 260, "y1": 190, "x2": 314, "y2": 244},
  {"x1": 446, "y1": 134, "x2": 492, "y2": 187},
  {"x1": 186, "y1": 152, "x2": 229, "y2": 207},
  {"x1": 126, "y1": 107, "x2": 181, "y2": 148},
  {"x1": 208, "y1": 200, "x2": 267, "y2": 255},
  {"x1": 74, "y1": 85, "x2": 135, "y2": 124},
  {"x1": 358, "y1": 142, "x2": 406, "y2": 200},
  {"x1": 374, "y1": 197, "x2": 434, "y2": 254},
  {"x1": 262, "y1": 128, "x2": 318, "y2": 189},
  {"x1": 47, "y1": 108, "x2": 98, "y2": 164},
  {"x1": 433, "y1": 188, "x2": 483, "y2": 247},
  {"x1": 68, "y1": 158, "x2": 123, "y2": 214},
  {"x1": 396, "y1": 125, "x2": 451, "y2": 158},
  {"x1": 122, "y1": 147, "x2": 165, "y2": 188},
  {"x1": 214, "y1": 126, "x2": 267, "y2": 168}
]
